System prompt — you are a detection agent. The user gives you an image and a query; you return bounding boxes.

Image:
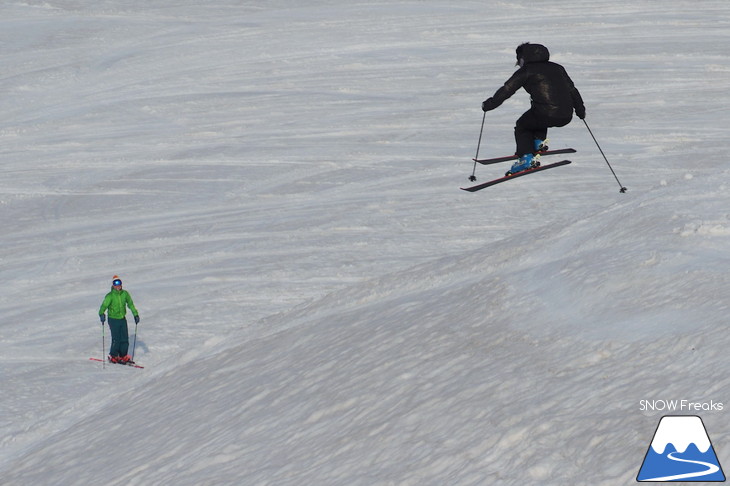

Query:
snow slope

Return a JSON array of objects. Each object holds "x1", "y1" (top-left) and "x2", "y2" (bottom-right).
[{"x1": 2, "y1": 1, "x2": 729, "y2": 484}]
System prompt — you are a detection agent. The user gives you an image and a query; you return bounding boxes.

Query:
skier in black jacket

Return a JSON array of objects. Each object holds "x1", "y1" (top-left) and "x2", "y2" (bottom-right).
[{"x1": 482, "y1": 43, "x2": 585, "y2": 174}]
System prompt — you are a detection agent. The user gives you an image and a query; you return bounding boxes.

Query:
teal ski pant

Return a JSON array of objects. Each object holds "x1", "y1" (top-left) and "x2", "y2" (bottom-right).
[{"x1": 108, "y1": 318, "x2": 129, "y2": 358}]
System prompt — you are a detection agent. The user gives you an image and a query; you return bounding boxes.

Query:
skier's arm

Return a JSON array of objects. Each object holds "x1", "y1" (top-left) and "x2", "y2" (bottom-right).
[
  {"x1": 99, "y1": 294, "x2": 111, "y2": 316},
  {"x1": 482, "y1": 70, "x2": 526, "y2": 112},
  {"x1": 562, "y1": 68, "x2": 586, "y2": 119},
  {"x1": 99, "y1": 294, "x2": 110, "y2": 322},
  {"x1": 571, "y1": 86, "x2": 586, "y2": 119},
  {"x1": 125, "y1": 292, "x2": 139, "y2": 319}
]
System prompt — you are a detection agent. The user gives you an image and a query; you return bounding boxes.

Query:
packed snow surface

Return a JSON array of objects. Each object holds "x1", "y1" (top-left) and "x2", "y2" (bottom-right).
[{"x1": 2, "y1": 1, "x2": 729, "y2": 484}]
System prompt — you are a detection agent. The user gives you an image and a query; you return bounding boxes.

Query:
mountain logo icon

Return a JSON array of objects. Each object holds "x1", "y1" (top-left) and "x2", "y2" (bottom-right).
[{"x1": 637, "y1": 415, "x2": 726, "y2": 482}]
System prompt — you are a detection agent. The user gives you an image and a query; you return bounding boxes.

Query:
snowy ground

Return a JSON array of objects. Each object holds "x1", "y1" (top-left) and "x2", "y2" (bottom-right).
[{"x1": 2, "y1": 1, "x2": 730, "y2": 484}]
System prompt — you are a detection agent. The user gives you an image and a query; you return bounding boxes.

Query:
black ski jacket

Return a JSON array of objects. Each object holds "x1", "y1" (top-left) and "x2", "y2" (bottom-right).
[{"x1": 483, "y1": 44, "x2": 585, "y2": 120}]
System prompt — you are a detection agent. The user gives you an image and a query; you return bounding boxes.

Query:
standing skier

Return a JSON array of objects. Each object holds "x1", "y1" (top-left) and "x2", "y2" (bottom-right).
[
  {"x1": 481, "y1": 42, "x2": 586, "y2": 175},
  {"x1": 99, "y1": 275, "x2": 140, "y2": 364}
]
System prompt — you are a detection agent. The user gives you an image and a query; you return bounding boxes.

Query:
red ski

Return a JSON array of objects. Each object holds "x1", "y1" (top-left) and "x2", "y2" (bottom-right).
[
  {"x1": 474, "y1": 147, "x2": 576, "y2": 165},
  {"x1": 90, "y1": 357, "x2": 144, "y2": 369},
  {"x1": 461, "y1": 160, "x2": 572, "y2": 192}
]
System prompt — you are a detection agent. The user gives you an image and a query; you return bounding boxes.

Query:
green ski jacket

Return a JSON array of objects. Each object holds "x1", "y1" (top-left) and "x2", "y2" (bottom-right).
[{"x1": 99, "y1": 288, "x2": 139, "y2": 320}]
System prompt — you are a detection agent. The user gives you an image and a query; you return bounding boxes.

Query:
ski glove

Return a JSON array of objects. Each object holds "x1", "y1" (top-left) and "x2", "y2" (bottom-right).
[
  {"x1": 481, "y1": 98, "x2": 497, "y2": 112},
  {"x1": 575, "y1": 105, "x2": 586, "y2": 120},
  {"x1": 134, "y1": 315, "x2": 140, "y2": 324},
  {"x1": 100, "y1": 314, "x2": 106, "y2": 324}
]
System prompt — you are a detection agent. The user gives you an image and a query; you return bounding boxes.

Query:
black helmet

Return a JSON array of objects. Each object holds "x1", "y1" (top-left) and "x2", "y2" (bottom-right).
[
  {"x1": 515, "y1": 42, "x2": 527, "y2": 65},
  {"x1": 515, "y1": 43, "x2": 526, "y2": 60},
  {"x1": 515, "y1": 42, "x2": 549, "y2": 66}
]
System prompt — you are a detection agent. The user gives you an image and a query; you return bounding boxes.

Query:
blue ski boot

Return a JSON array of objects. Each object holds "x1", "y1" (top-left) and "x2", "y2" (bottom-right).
[
  {"x1": 506, "y1": 153, "x2": 538, "y2": 176},
  {"x1": 534, "y1": 138, "x2": 549, "y2": 153}
]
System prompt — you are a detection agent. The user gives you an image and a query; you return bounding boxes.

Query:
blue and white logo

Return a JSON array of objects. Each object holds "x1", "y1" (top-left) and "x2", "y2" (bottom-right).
[{"x1": 637, "y1": 415, "x2": 725, "y2": 482}]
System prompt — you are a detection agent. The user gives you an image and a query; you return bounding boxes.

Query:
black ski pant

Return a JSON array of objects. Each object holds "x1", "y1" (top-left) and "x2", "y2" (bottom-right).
[
  {"x1": 514, "y1": 109, "x2": 572, "y2": 156},
  {"x1": 108, "y1": 317, "x2": 129, "y2": 358}
]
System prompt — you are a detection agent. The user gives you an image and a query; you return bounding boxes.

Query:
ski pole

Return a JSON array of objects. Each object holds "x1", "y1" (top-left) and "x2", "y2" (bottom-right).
[
  {"x1": 583, "y1": 119, "x2": 627, "y2": 193},
  {"x1": 469, "y1": 111, "x2": 487, "y2": 182},
  {"x1": 131, "y1": 320, "x2": 139, "y2": 361},
  {"x1": 102, "y1": 320, "x2": 106, "y2": 369}
]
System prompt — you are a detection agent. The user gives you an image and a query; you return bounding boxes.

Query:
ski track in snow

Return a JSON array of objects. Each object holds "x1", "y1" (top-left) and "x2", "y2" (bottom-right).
[{"x1": 1, "y1": 1, "x2": 730, "y2": 484}]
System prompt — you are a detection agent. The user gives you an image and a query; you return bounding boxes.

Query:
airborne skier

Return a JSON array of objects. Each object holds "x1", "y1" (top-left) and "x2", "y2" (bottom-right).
[{"x1": 481, "y1": 42, "x2": 586, "y2": 175}]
